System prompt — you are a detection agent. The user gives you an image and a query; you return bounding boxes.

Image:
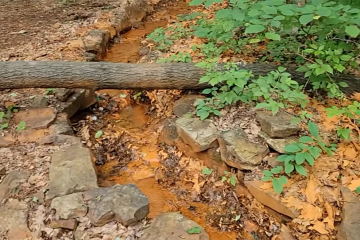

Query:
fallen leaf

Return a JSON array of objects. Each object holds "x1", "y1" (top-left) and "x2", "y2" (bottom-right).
[
  {"x1": 323, "y1": 201, "x2": 334, "y2": 230},
  {"x1": 299, "y1": 203, "x2": 322, "y2": 221},
  {"x1": 347, "y1": 179, "x2": 360, "y2": 191},
  {"x1": 309, "y1": 221, "x2": 329, "y2": 235},
  {"x1": 305, "y1": 175, "x2": 318, "y2": 204},
  {"x1": 343, "y1": 144, "x2": 358, "y2": 159},
  {"x1": 282, "y1": 195, "x2": 304, "y2": 211}
]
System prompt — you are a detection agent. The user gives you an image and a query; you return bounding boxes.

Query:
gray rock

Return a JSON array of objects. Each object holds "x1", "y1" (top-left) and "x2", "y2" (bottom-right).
[
  {"x1": 176, "y1": 117, "x2": 218, "y2": 153},
  {"x1": 256, "y1": 111, "x2": 301, "y2": 138},
  {"x1": 159, "y1": 119, "x2": 180, "y2": 145},
  {"x1": 49, "y1": 113, "x2": 73, "y2": 136},
  {"x1": 51, "y1": 192, "x2": 87, "y2": 219},
  {"x1": 46, "y1": 144, "x2": 98, "y2": 201},
  {"x1": 59, "y1": 89, "x2": 96, "y2": 118},
  {"x1": 56, "y1": 89, "x2": 74, "y2": 102},
  {"x1": 0, "y1": 170, "x2": 30, "y2": 201},
  {"x1": 139, "y1": 212, "x2": 209, "y2": 240},
  {"x1": 84, "y1": 184, "x2": 149, "y2": 226},
  {"x1": 258, "y1": 131, "x2": 298, "y2": 153},
  {"x1": 218, "y1": 128, "x2": 269, "y2": 170},
  {"x1": 31, "y1": 95, "x2": 48, "y2": 108},
  {"x1": 0, "y1": 199, "x2": 31, "y2": 240},
  {"x1": 338, "y1": 187, "x2": 360, "y2": 240},
  {"x1": 37, "y1": 135, "x2": 81, "y2": 146},
  {"x1": 173, "y1": 95, "x2": 205, "y2": 117},
  {"x1": 84, "y1": 30, "x2": 110, "y2": 57}
]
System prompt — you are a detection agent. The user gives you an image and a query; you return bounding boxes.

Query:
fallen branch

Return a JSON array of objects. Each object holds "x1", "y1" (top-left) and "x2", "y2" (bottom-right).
[{"x1": 0, "y1": 61, "x2": 358, "y2": 94}]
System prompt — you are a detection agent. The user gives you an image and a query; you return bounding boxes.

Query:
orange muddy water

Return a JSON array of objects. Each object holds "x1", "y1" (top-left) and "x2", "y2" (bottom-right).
[{"x1": 97, "y1": 2, "x2": 242, "y2": 239}]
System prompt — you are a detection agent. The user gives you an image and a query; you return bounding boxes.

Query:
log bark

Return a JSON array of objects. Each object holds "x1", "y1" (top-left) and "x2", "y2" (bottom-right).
[{"x1": 0, "y1": 61, "x2": 359, "y2": 94}]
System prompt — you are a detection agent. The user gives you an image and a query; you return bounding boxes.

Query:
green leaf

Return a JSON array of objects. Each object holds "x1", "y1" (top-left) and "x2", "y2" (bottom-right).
[
  {"x1": 355, "y1": 186, "x2": 360, "y2": 194},
  {"x1": 202, "y1": 167, "x2": 213, "y2": 175},
  {"x1": 304, "y1": 152, "x2": 315, "y2": 166},
  {"x1": 95, "y1": 130, "x2": 103, "y2": 138},
  {"x1": 295, "y1": 164, "x2": 307, "y2": 176},
  {"x1": 299, "y1": 136, "x2": 314, "y2": 143},
  {"x1": 245, "y1": 25, "x2": 265, "y2": 34},
  {"x1": 295, "y1": 152, "x2": 306, "y2": 165},
  {"x1": 0, "y1": 112, "x2": 4, "y2": 120},
  {"x1": 299, "y1": 14, "x2": 314, "y2": 25},
  {"x1": 277, "y1": 154, "x2": 290, "y2": 162},
  {"x1": 281, "y1": 9, "x2": 294, "y2": 16},
  {"x1": 345, "y1": 25, "x2": 360, "y2": 38},
  {"x1": 189, "y1": 0, "x2": 203, "y2": 6},
  {"x1": 229, "y1": 175, "x2": 236, "y2": 186},
  {"x1": 272, "y1": 176, "x2": 288, "y2": 194},
  {"x1": 284, "y1": 144, "x2": 302, "y2": 153},
  {"x1": 261, "y1": 176, "x2": 272, "y2": 181},
  {"x1": 263, "y1": 170, "x2": 273, "y2": 177},
  {"x1": 317, "y1": 7, "x2": 332, "y2": 16},
  {"x1": 284, "y1": 161, "x2": 295, "y2": 174},
  {"x1": 308, "y1": 122, "x2": 319, "y2": 138},
  {"x1": 197, "y1": 109, "x2": 210, "y2": 120},
  {"x1": 340, "y1": 55, "x2": 352, "y2": 61},
  {"x1": 188, "y1": 226, "x2": 202, "y2": 234},
  {"x1": 16, "y1": 121, "x2": 26, "y2": 131},
  {"x1": 271, "y1": 166, "x2": 283, "y2": 174},
  {"x1": 314, "y1": 67, "x2": 325, "y2": 76},
  {"x1": 0, "y1": 123, "x2": 8, "y2": 129},
  {"x1": 265, "y1": 32, "x2": 281, "y2": 41},
  {"x1": 323, "y1": 64, "x2": 333, "y2": 74}
]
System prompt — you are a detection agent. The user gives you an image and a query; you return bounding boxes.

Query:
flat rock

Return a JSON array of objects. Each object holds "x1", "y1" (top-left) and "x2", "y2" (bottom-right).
[
  {"x1": 0, "y1": 133, "x2": 15, "y2": 148},
  {"x1": 245, "y1": 181, "x2": 299, "y2": 218},
  {"x1": 173, "y1": 95, "x2": 205, "y2": 117},
  {"x1": 0, "y1": 199, "x2": 32, "y2": 240},
  {"x1": 51, "y1": 192, "x2": 87, "y2": 219},
  {"x1": 50, "y1": 219, "x2": 78, "y2": 230},
  {"x1": 18, "y1": 129, "x2": 48, "y2": 143},
  {"x1": 337, "y1": 187, "x2": 360, "y2": 240},
  {"x1": 218, "y1": 128, "x2": 269, "y2": 170},
  {"x1": 139, "y1": 212, "x2": 209, "y2": 240},
  {"x1": 37, "y1": 135, "x2": 81, "y2": 146},
  {"x1": 259, "y1": 131, "x2": 298, "y2": 153},
  {"x1": 176, "y1": 117, "x2": 218, "y2": 153},
  {"x1": 84, "y1": 184, "x2": 149, "y2": 226},
  {"x1": 46, "y1": 144, "x2": 98, "y2": 201},
  {"x1": 13, "y1": 108, "x2": 56, "y2": 130},
  {"x1": 256, "y1": 111, "x2": 301, "y2": 138},
  {"x1": 0, "y1": 170, "x2": 30, "y2": 201},
  {"x1": 56, "y1": 89, "x2": 74, "y2": 102}
]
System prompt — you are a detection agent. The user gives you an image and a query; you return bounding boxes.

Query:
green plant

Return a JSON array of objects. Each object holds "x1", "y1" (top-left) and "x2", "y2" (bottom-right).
[
  {"x1": 45, "y1": 88, "x2": 56, "y2": 95},
  {"x1": 202, "y1": 167, "x2": 213, "y2": 175},
  {"x1": 16, "y1": 121, "x2": 26, "y2": 131},
  {"x1": 221, "y1": 171, "x2": 237, "y2": 186},
  {"x1": 187, "y1": 0, "x2": 360, "y2": 96},
  {"x1": 0, "y1": 123, "x2": 8, "y2": 130},
  {"x1": 263, "y1": 121, "x2": 336, "y2": 193},
  {"x1": 261, "y1": 166, "x2": 288, "y2": 194},
  {"x1": 195, "y1": 63, "x2": 308, "y2": 118},
  {"x1": 157, "y1": 52, "x2": 192, "y2": 63},
  {"x1": 147, "y1": 28, "x2": 173, "y2": 51},
  {"x1": 95, "y1": 130, "x2": 103, "y2": 139},
  {"x1": 326, "y1": 101, "x2": 360, "y2": 139}
]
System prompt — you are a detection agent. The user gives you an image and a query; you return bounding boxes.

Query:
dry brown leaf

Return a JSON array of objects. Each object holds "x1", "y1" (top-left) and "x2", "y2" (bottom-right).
[
  {"x1": 343, "y1": 144, "x2": 358, "y2": 159},
  {"x1": 299, "y1": 203, "x2": 323, "y2": 221},
  {"x1": 305, "y1": 175, "x2": 318, "y2": 204},
  {"x1": 309, "y1": 221, "x2": 329, "y2": 235},
  {"x1": 282, "y1": 195, "x2": 304, "y2": 210},
  {"x1": 323, "y1": 201, "x2": 334, "y2": 230},
  {"x1": 347, "y1": 179, "x2": 360, "y2": 191}
]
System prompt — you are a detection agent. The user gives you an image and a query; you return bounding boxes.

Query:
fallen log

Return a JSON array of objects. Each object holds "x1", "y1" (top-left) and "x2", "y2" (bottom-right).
[{"x1": 0, "y1": 61, "x2": 359, "y2": 94}]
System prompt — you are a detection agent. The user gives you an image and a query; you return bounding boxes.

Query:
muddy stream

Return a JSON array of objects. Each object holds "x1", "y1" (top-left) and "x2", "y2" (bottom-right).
[{"x1": 92, "y1": 2, "x2": 253, "y2": 239}]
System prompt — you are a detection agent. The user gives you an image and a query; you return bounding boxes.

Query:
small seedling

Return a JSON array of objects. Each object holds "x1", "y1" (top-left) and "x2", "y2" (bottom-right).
[
  {"x1": 45, "y1": 88, "x2": 56, "y2": 95},
  {"x1": 16, "y1": 121, "x2": 26, "y2": 131},
  {"x1": 187, "y1": 226, "x2": 201, "y2": 234},
  {"x1": 95, "y1": 130, "x2": 103, "y2": 138},
  {"x1": 221, "y1": 171, "x2": 237, "y2": 186},
  {"x1": 262, "y1": 166, "x2": 288, "y2": 194},
  {"x1": 201, "y1": 167, "x2": 213, "y2": 175}
]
